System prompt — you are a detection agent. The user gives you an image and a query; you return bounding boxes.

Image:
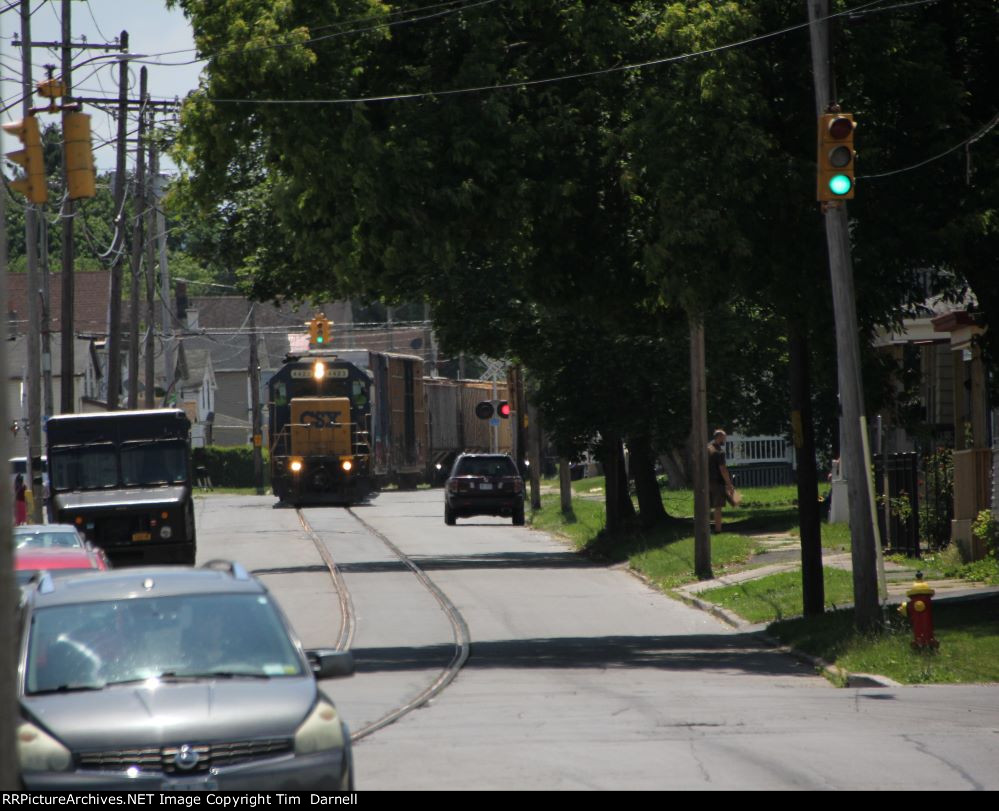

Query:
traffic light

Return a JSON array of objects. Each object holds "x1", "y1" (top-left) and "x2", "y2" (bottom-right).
[
  {"x1": 475, "y1": 401, "x2": 494, "y2": 420},
  {"x1": 817, "y1": 112, "x2": 855, "y2": 202},
  {"x1": 3, "y1": 115, "x2": 47, "y2": 204},
  {"x1": 308, "y1": 315, "x2": 331, "y2": 348},
  {"x1": 63, "y1": 111, "x2": 96, "y2": 200},
  {"x1": 496, "y1": 401, "x2": 511, "y2": 418}
]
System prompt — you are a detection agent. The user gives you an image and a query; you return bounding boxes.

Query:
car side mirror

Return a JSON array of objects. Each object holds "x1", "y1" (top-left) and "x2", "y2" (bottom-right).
[{"x1": 306, "y1": 649, "x2": 354, "y2": 679}]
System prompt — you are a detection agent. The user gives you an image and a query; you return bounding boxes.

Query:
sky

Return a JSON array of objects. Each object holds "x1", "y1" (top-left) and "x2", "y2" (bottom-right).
[{"x1": 2, "y1": 0, "x2": 202, "y2": 173}]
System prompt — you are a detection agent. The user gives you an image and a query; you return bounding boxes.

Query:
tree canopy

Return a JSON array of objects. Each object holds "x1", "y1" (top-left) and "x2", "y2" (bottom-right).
[{"x1": 168, "y1": 0, "x2": 998, "y2": 499}]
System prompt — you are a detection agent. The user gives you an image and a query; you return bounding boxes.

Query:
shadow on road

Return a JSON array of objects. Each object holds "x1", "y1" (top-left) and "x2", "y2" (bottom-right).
[
  {"x1": 351, "y1": 632, "x2": 813, "y2": 679},
  {"x1": 335, "y1": 550, "x2": 597, "y2": 574}
]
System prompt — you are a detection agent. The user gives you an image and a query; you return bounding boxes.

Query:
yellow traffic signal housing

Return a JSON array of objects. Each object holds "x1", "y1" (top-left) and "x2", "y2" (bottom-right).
[
  {"x1": 63, "y1": 111, "x2": 96, "y2": 200},
  {"x1": 308, "y1": 315, "x2": 332, "y2": 348},
  {"x1": 3, "y1": 115, "x2": 48, "y2": 204},
  {"x1": 817, "y1": 113, "x2": 856, "y2": 202}
]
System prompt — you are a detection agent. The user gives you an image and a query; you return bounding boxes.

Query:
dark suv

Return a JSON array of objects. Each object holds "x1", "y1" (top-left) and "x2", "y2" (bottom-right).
[{"x1": 445, "y1": 453, "x2": 525, "y2": 526}]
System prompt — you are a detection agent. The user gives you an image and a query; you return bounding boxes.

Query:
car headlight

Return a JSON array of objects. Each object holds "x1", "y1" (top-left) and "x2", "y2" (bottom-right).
[
  {"x1": 18, "y1": 722, "x2": 72, "y2": 772},
  {"x1": 294, "y1": 700, "x2": 345, "y2": 755}
]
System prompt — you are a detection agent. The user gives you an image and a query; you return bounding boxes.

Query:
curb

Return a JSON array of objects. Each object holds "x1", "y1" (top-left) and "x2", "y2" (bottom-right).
[{"x1": 668, "y1": 581, "x2": 904, "y2": 689}]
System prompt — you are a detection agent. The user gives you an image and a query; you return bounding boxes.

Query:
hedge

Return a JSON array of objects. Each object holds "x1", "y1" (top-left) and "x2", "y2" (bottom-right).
[{"x1": 192, "y1": 446, "x2": 270, "y2": 488}]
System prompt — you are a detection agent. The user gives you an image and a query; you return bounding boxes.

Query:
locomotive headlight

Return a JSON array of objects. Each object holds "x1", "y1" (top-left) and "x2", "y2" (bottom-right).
[
  {"x1": 313, "y1": 360, "x2": 326, "y2": 381},
  {"x1": 341, "y1": 460, "x2": 353, "y2": 473},
  {"x1": 290, "y1": 459, "x2": 303, "y2": 473}
]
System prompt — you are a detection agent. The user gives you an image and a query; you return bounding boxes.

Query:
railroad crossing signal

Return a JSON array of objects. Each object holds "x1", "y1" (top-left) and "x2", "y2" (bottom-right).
[
  {"x1": 3, "y1": 115, "x2": 47, "y2": 204},
  {"x1": 475, "y1": 400, "x2": 510, "y2": 420},
  {"x1": 308, "y1": 314, "x2": 332, "y2": 348},
  {"x1": 817, "y1": 112, "x2": 856, "y2": 202}
]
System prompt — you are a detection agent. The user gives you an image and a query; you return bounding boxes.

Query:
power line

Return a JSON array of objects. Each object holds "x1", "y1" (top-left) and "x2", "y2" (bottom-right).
[
  {"x1": 859, "y1": 112, "x2": 999, "y2": 180},
  {"x1": 200, "y1": 0, "x2": 893, "y2": 107}
]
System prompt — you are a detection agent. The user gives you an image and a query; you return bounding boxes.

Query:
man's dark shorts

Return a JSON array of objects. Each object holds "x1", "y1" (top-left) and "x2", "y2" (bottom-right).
[{"x1": 710, "y1": 481, "x2": 727, "y2": 509}]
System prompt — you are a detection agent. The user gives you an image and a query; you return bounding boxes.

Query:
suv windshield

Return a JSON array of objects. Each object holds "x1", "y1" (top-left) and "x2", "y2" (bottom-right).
[
  {"x1": 454, "y1": 457, "x2": 518, "y2": 477},
  {"x1": 25, "y1": 593, "x2": 305, "y2": 694}
]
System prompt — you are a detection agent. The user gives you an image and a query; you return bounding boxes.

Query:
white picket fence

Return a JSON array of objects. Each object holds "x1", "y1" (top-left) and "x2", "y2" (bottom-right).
[{"x1": 724, "y1": 434, "x2": 795, "y2": 487}]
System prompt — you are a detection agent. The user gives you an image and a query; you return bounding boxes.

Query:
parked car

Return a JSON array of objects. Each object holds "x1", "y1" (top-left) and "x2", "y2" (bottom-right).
[
  {"x1": 14, "y1": 546, "x2": 109, "y2": 588},
  {"x1": 15, "y1": 523, "x2": 89, "y2": 550},
  {"x1": 16, "y1": 561, "x2": 355, "y2": 790},
  {"x1": 444, "y1": 453, "x2": 525, "y2": 525},
  {"x1": 14, "y1": 524, "x2": 111, "y2": 584}
]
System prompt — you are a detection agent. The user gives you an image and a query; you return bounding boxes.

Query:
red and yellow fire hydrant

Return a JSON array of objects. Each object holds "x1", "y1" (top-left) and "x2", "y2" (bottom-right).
[{"x1": 897, "y1": 572, "x2": 939, "y2": 650}]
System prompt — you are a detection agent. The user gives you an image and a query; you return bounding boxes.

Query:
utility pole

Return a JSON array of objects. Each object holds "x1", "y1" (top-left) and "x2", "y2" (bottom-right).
[
  {"x1": 153, "y1": 146, "x2": 174, "y2": 398},
  {"x1": 1, "y1": 16, "x2": 20, "y2": 790},
  {"x1": 59, "y1": 0, "x2": 74, "y2": 413},
  {"x1": 689, "y1": 313, "x2": 711, "y2": 579},
  {"x1": 249, "y1": 303, "x2": 264, "y2": 494},
  {"x1": 105, "y1": 31, "x2": 129, "y2": 411},
  {"x1": 127, "y1": 68, "x2": 148, "y2": 409},
  {"x1": 40, "y1": 211, "x2": 53, "y2": 418},
  {"x1": 144, "y1": 115, "x2": 157, "y2": 408},
  {"x1": 807, "y1": 0, "x2": 880, "y2": 630},
  {"x1": 21, "y1": 0, "x2": 42, "y2": 522}
]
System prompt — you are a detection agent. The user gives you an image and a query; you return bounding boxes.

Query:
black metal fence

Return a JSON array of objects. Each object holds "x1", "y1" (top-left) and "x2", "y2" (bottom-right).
[
  {"x1": 729, "y1": 463, "x2": 795, "y2": 488},
  {"x1": 873, "y1": 452, "x2": 920, "y2": 557}
]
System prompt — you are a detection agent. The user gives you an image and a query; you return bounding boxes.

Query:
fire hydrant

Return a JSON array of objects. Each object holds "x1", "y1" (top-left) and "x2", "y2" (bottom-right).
[{"x1": 897, "y1": 572, "x2": 939, "y2": 650}]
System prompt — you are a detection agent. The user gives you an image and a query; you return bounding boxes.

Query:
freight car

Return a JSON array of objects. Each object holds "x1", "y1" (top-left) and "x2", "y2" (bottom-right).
[
  {"x1": 268, "y1": 348, "x2": 426, "y2": 505},
  {"x1": 424, "y1": 378, "x2": 514, "y2": 484}
]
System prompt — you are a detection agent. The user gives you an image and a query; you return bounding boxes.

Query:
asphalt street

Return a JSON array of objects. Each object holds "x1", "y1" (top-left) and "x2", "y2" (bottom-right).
[{"x1": 196, "y1": 491, "x2": 999, "y2": 791}]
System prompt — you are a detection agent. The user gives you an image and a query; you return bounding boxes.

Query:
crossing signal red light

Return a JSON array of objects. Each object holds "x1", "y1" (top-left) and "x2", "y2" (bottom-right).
[
  {"x1": 496, "y1": 401, "x2": 511, "y2": 418},
  {"x1": 817, "y1": 112, "x2": 856, "y2": 202}
]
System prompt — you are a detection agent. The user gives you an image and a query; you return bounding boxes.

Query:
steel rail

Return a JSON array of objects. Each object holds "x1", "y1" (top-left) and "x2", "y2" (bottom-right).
[{"x1": 296, "y1": 505, "x2": 470, "y2": 742}]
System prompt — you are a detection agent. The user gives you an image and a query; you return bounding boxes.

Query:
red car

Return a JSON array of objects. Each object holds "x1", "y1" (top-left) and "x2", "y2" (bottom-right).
[{"x1": 14, "y1": 546, "x2": 109, "y2": 588}]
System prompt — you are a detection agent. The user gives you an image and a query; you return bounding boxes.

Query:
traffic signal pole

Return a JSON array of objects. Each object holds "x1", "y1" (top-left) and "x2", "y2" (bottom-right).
[
  {"x1": 0, "y1": 17, "x2": 19, "y2": 790},
  {"x1": 806, "y1": 0, "x2": 880, "y2": 630}
]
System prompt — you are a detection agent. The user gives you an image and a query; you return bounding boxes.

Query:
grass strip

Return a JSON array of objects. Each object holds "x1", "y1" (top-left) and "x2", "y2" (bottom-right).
[
  {"x1": 698, "y1": 567, "x2": 855, "y2": 624},
  {"x1": 770, "y1": 596, "x2": 999, "y2": 684}
]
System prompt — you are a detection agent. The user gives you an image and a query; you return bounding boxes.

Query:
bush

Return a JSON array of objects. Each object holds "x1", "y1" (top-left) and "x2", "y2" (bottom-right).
[
  {"x1": 192, "y1": 446, "x2": 269, "y2": 488},
  {"x1": 919, "y1": 449, "x2": 953, "y2": 548},
  {"x1": 972, "y1": 509, "x2": 999, "y2": 559}
]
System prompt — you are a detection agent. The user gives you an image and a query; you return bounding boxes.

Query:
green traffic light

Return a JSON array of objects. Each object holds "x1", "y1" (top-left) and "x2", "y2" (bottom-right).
[{"x1": 829, "y1": 174, "x2": 853, "y2": 196}]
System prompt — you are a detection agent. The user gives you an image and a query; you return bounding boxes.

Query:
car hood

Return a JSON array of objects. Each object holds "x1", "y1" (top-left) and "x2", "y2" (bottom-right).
[
  {"x1": 52, "y1": 487, "x2": 187, "y2": 512},
  {"x1": 23, "y1": 678, "x2": 317, "y2": 749}
]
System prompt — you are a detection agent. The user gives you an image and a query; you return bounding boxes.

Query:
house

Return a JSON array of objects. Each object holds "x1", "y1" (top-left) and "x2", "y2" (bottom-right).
[
  {"x1": 873, "y1": 298, "x2": 995, "y2": 558},
  {"x1": 171, "y1": 343, "x2": 216, "y2": 448},
  {"x1": 4, "y1": 333, "x2": 103, "y2": 458}
]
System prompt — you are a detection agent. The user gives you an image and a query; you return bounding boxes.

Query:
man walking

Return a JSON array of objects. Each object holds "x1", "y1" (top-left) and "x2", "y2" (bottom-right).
[{"x1": 708, "y1": 429, "x2": 735, "y2": 533}]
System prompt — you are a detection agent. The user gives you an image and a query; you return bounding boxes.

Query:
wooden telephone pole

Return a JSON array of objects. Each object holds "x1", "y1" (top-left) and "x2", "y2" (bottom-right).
[{"x1": 806, "y1": 0, "x2": 881, "y2": 630}]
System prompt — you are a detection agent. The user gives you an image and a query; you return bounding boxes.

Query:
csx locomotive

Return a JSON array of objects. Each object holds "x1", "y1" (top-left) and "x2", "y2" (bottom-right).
[{"x1": 268, "y1": 345, "x2": 428, "y2": 505}]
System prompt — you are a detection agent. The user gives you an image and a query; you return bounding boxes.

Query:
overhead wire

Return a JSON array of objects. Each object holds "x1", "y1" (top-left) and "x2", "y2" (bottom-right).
[
  {"x1": 859, "y1": 112, "x2": 999, "y2": 180},
  {"x1": 200, "y1": 0, "x2": 894, "y2": 107}
]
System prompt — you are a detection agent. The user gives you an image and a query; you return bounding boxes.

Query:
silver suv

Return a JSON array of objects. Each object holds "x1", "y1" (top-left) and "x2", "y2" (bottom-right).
[{"x1": 16, "y1": 561, "x2": 354, "y2": 790}]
